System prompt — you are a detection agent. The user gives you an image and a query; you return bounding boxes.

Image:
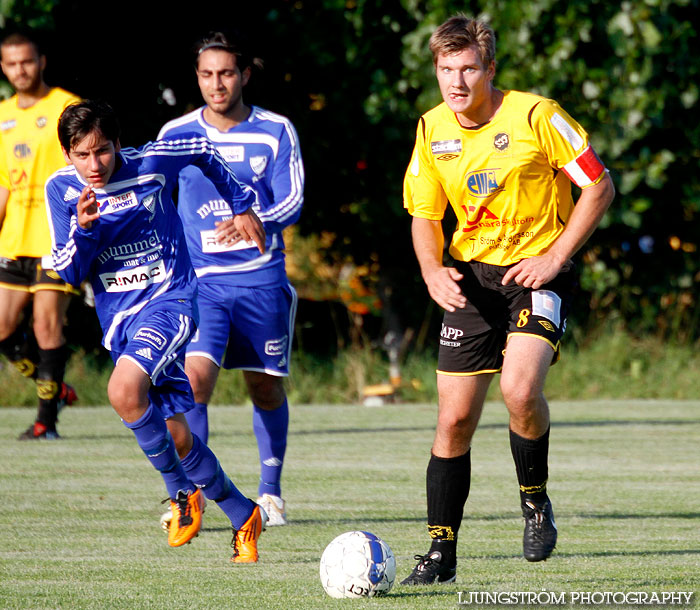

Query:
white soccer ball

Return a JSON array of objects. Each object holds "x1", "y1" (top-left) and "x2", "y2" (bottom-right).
[{"x1": 319, "y1": 530, "x2": 396, "y2": 599}]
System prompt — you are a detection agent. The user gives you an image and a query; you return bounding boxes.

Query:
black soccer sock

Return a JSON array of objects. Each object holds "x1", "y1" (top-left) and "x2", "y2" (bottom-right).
[
  {"x1": 510, "y1": 427, "x2": 550, "y2": 505},
  {"x1": 426, "y1": 450, "x2": 471, "y2": 565},
  {"x1": 0, "y1": 327, "x2": 39, "y2": 380},
  {"x1": 35, "y1": 345, "x2": 69, "y2": 428}
]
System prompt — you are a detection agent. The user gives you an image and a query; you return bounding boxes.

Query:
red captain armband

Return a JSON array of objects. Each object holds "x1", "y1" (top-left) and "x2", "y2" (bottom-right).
[{"x1": 561, "y1": 145, "x2": 606, "y2": 188}]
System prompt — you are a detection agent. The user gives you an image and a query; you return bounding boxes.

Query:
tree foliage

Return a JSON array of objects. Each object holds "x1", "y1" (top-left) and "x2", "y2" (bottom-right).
[{"x1": 1, "y1": 0, "x2": 699, "y2": 348}]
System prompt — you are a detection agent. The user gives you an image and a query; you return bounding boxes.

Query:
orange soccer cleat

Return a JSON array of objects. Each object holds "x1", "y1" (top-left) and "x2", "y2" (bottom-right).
[
  {"x1": 168, "y1": 488, "x2": 204, "y2": 547},
  {"x1": 230, "y1": 504, "x2": 268, "y2": 563}
]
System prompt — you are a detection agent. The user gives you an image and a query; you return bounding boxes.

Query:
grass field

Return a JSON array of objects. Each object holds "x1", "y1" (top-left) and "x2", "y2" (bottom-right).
[{"x1": 1, "y1": 400, "x2": 698, "y2": 609}]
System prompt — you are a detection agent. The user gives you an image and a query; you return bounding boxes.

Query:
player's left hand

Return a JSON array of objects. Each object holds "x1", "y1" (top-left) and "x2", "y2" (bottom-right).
[
  {"x1": 501, "y1": 253, "x2": 565, "y2": 289},
  {"x1": 232, "y1": 209, "x2": 266, "y2": 254}
]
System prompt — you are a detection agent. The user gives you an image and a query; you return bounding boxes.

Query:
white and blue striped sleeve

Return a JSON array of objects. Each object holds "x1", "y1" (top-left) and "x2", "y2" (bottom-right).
[
  {"x1": 44, "y1": 177, "x2": 99, "y2": 286},
  {"x1": 150, "y1": 136, "x2": 257, "y2": 215},
  {"x1": 258, "y1": 119, "x2": 304, "y2": 230}
]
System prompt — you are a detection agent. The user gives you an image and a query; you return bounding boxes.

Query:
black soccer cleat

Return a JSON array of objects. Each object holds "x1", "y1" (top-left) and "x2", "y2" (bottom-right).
[
  {"x1": 522, "y1": 498, "x2": 557, "y2": 561},
  {"x1": 400, "y1": 551, "x2": 456, "y2": 585}
]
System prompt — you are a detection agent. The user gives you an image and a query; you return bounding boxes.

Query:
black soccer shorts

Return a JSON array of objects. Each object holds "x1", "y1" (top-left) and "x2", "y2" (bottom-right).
[
  {"x1": 437, "y1": 259, "x2": 576, "y2": 375},
  {"x1": 0, "y1": 256, "x2": 79, "y2": 294}
]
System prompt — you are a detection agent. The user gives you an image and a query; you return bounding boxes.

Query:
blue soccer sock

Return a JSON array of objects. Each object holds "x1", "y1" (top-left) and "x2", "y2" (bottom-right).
[
  {"x1": 185, "y1": 402, "x2": 209, "y2": 445},
  {"x1": 180, "y1": 433, "x2": 255, "y2": 529},
  {"x1": 122, "y1": 404, "x2": 195, "y2": 499},
  {"x1": 253, "y1": 398, "x2": 289, "y2": 498}
]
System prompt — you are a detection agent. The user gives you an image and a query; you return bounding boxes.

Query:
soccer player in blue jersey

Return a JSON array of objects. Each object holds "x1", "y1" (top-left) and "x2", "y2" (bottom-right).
[
  {"x1": 44, "y1": 99, "x2": 268, "y2": 563},
  {"x1": 158, "y1": 30, "x2": 304, "y2": 527}
]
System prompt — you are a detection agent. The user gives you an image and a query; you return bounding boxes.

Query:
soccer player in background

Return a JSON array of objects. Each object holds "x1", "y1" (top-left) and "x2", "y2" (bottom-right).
[
  {"x1": 401, "y1": 15, "x2": 615, "y2": 584},
  {"x1": 158, "y1": 30, "x2": 304, "y2": 527},
  {"x1": 45, "y1": 99, "x2": 268, "y2": 562},
  {"x1": 0, "y1": 32, "x2": 80, "y2": 440}
]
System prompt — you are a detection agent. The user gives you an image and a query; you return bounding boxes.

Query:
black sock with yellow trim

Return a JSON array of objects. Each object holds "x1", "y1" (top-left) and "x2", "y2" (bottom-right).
[
  {"x1": 0, "y1": 327, "x2": 39, "y2": 379},
  {"x1": 35, "y1": 345, "x2": 69, "y2": 428},
  {"x1": 426, "y1": 450, "x2": 470, "y2": 566},
  {"x1": 510, "y1": 427, "x2": 550, "y2": 505}
]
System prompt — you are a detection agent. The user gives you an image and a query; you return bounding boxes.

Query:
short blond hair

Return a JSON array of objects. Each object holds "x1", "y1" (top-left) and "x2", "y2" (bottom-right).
[{"x1": 429, "y1": 14, "x2": 496, "y2": 67}]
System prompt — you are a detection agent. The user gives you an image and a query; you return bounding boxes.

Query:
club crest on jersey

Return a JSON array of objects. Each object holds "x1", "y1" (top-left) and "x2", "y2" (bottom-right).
[
  {"x1": 250, "y1": 155, "x2": 267, "y2": 175},
  {"x1": 493, "y1": 132, "x2": 510, "y2": 151},
  {"x1": 142, "y1": 194, "x2": 157, "y2": 221},
  {"x1": 431, "y1": 139, "x2": 462, "y2": 155},
  {"x1": 36, "y1": 116, "x2": 48, "y2": 129},
  {"x1": 466, "y1": 169, "x2": 501, "y2": 198},
  {"x1": 103, "y1": 190, "x2": 139, "y2": 214},
  {"x1": 133, "y1": 327, "x2": 167, "y2": 350},
  {"x1": 142, "y1": 194, "x2": 156, "y2": 213}
]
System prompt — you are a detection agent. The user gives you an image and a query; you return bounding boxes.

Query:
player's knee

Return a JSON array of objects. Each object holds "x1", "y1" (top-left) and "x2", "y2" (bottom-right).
[
  {"x1": 32, "y1": 317, "x2": 63, "y2": 347},
  {"x1": 189, "y1": 375, "x2": 214, "y2": 403},
  {"x1": 168, "y1": 426, "x2": 193, "y2": 458},
  {"x1": 436, "y1": 408, "x2": 475, "y2": 437},
  {"x1": 0, "y1": 317, "x2": 19, "y2": 341},
  {"x1": 248, "y1": 377, "x2": 285, "y2": 410},
  {"x1": 500, "y1": 378, "x2": 541, "y2": 417},
  {"x1": 185, "y1": 363, "x2": 216, "y2": 403},
  {"x1": 107, "y1": 376, "x2": 146, "y2": 418}
]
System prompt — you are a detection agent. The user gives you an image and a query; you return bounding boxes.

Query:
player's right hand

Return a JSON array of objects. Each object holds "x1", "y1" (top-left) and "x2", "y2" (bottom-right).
[
  {"x1": 77, "y1": 185, "x2": 100, "y2": 229},
  {"x1": 233, "y1": 208, "x2": 266, "y2": 254},
  {"x1": 423, "y1": 266, "x2": 467, "y2": 312}
]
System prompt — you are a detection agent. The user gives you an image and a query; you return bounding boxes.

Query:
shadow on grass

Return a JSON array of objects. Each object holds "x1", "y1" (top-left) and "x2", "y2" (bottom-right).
[
  {"x1": 556, "y1": 548, "x2": 700, "y2": 558},
  {"x1": 574, "y1": 512, "x2": 700, "y2": 520},
  {"x1": 204, "y1": 509, "x2": 700, "y2": 534},
  {"x1": 285, "y1": 418, "x2": 699, "y2": 438}
]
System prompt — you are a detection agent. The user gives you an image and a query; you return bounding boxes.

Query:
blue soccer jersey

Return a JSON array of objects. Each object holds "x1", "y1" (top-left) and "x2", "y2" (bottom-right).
[
  {"x1": 44, "y1": 137, "x2": 257, "y2": 351},
  {"x1": 158, "y1": 106, "x2": 304, "y2": 287}
]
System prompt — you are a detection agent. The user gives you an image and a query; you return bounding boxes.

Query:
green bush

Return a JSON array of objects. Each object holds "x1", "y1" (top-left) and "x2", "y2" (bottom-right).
[{"x1": 2, "y1": 323, "x2": 699, "y2": 408}]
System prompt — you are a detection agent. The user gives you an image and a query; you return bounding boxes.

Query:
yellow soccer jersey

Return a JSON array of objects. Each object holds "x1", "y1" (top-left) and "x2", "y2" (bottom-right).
[
  {"x1": 0, "y1": 87, "x2": 80, "y2": 259},
  {"x1": 404, "y1": 90, "x2": 606, "y2": 266}
]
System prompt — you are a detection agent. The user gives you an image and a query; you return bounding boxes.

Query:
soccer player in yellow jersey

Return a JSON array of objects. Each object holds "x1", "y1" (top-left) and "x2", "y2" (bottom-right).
[
  {"x1": 0, "y1": 33, "x2": 80, "y2": 440},
  {"x1": 401, "y1": 15, "x2": 615, "y2": 584}
]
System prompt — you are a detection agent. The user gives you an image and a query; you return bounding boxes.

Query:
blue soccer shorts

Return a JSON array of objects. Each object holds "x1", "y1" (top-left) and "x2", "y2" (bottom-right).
[
  {"x1": 110, "y1": 307, "x2": 196, "y2": 417},
  {"x1": 187, "y1": 281, "x2": 297, "y2": 376}
]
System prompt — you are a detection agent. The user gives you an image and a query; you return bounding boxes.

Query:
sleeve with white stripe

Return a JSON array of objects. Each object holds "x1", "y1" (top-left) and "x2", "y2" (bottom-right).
[
  {"x1": 256, "y1": 119, "x2": 304, "y2": 229},
  {"x1": 44, "y1": 177, "x2": 100, "y2": 287},
  {"x1": 149, "y1": 136, "x2": 258, "y2": 214},
  {"x1": 531, "y1": 99, "x2": 607, "y2": 189}
]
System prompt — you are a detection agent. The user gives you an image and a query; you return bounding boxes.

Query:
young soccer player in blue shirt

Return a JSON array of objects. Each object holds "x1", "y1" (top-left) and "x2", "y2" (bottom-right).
[
  {"x1": 158, "y1": 30, "x2": 304, "y2": 526},
  {"x1": 44, "y1": 99, "x2": 268, "y2": 563}
]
